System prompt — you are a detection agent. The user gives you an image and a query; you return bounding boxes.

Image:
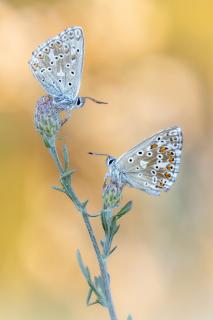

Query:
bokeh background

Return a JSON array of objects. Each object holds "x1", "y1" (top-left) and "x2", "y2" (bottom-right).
[{"x1": 1, "y1": 0, "x2": 213, "y2": 319}]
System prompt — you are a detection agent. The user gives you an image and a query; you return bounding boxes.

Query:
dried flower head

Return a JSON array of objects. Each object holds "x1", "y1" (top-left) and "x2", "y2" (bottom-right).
[
  {"x1": 103, "y1": 181, "x2": 124, "y2": 209},
  {"x1": 34, "y1": 95, "x2": 61, "y2": 147}
]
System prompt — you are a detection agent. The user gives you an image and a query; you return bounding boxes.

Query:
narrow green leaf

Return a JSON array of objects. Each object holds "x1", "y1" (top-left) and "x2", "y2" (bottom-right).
[
  {"x1": 52, "y1": 185, "x2": 64, "y2": 193},
  {"x1": 62, "y1": 144, "x2": 69, "y2": 170},
  {"x1": 82, "y1": 200, "x2": 89, "y2": 208},
  {"x1": 109, "y1": 246, "x2": 117, "y2": 256},
  {"x1": 43, "y1": 135, "x2": 52, "y2": 148},
  {"x1": 86, "y1": 287, "x2": 93, "y2": 306},
  {"x1": 101, "y1": 209, "x2": 112, "y2": 235},
  {"x1": 101, "y1": 211, "x2": 108, "y2": 233},
  {"x1": 110, "y1": 223, "x2": 120, "y2": 238},
  {"x1": 76, "y1": 250, "x2": 90, "y2": 281},
  {"x1": 76, "y1": 251, "x2": 106, "y2": 307},
  {"x1": 114, "y1": 201, "x2": 133, "y2": 221}
]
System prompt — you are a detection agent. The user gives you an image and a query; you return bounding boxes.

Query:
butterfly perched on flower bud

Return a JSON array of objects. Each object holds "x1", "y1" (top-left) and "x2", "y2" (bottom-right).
[
  {"x1": 89, "y1": 127, "x2": 183, "y2": 196},
  {"x1": 29, "y1": 26, "x2": 107, "y2": 111}
]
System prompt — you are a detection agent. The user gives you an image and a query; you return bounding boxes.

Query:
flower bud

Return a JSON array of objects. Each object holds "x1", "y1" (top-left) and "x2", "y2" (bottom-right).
[
  {"x1": 34, "y1": 95, "x2": 61, "y2": 147},
  {"x1": 102, "y1": 181, "x2": 123, "y2": 209}
]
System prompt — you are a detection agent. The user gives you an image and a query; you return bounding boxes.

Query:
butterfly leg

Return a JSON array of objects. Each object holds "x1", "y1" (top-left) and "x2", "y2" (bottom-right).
[
  {"x1": 103, "y1": 172, "x2": 110, "y2": 189},
  {"x1": 61, "y1": 110, "x2": 72, "y2": 126}
]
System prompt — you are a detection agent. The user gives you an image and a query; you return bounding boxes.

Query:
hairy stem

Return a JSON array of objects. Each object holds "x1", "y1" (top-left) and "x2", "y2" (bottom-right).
[{"x1": 49, "y1": 144, "x2": 118, "y2": 320}]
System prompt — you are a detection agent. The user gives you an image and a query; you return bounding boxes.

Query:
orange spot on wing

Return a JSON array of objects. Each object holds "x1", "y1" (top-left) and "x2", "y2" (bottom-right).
[
  {"x1": 167, "y1": 164, "x2": 173, "y2": 171},
  {"x1": 157, "y1": 181, "x2": 164, "y2": 188},
  {"x1": 159, "y1": 146, "x2": 168, "y2": 153},
  {"x1": 169, "y1": 157, "x2": 175, "y2": 163},
  {"x1": 164, "y1": 172, "x2": 171, "y2": 179},
  {"x1": 151, "y1": 143, "x2": 158, "y2": 149}
]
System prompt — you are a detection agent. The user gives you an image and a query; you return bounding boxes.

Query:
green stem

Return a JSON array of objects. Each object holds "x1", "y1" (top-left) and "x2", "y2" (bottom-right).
[{"x1": 48, "y1": 144, "x2": 118, "y2": 320}]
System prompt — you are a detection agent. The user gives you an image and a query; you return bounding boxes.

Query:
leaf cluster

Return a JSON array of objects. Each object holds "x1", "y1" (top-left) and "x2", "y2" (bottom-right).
[{"x1": 100, "y1": 201, "x2": 132, "y2": 258}]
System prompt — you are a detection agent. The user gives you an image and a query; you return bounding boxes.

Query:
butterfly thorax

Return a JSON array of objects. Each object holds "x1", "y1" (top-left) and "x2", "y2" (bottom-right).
[
  {"x1": 53, "y1": 96, "x2": 85, "y2": 110},
  {"x1": 107, "y1": 158, "x2": 125, "y2": 187}
]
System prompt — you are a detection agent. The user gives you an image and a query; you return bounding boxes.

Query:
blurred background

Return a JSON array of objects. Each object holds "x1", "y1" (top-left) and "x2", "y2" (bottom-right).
[{"x1": 0, "y1": 0, "x2": 213, "y2": 319}]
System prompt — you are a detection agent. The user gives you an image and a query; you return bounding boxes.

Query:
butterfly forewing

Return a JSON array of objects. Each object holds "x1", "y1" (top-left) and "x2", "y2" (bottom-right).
[
  {"x1": 115, "y1": 127, "x2": 183, "y2": 195},
  {"x1": 29, "y1": 26, "x2": 84, "y2": 103}
]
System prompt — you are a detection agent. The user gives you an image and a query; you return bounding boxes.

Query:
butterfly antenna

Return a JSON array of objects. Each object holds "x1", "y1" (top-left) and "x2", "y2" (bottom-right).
[
  {"x1": 84, "y1": 96, "x2": 108, "y2": 105},
  {"x1": 88, "y1": 152, "x2": 109, "y2": 157}
]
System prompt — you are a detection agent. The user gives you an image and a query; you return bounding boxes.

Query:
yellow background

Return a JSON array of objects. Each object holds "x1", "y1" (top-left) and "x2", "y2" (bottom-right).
[{"x1": 0, "y1": 0, "x2": 213, "y2": 319}]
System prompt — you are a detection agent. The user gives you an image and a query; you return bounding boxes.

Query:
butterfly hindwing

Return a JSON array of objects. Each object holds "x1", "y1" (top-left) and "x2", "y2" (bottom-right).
[
  {"x1": 115, "y1": 127, "x2": 183, "y2": 195},
  {"x1": 29, "y1": 26, "x2": 84, "y2": 103}
]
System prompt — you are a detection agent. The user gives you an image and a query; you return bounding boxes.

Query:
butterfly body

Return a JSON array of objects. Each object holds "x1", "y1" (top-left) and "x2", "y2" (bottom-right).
[{"x1": 105, "y1": 127, "x2": 183, "y2": 196}]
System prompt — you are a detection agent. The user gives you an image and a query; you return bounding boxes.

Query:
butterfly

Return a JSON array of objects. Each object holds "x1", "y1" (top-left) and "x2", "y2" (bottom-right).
[
  {"x1": 89, "y1": 126, "x2": 183, "y2": 196},
  {"x1": 29, "y1": 26, "x2": 107, "y2": 111}
]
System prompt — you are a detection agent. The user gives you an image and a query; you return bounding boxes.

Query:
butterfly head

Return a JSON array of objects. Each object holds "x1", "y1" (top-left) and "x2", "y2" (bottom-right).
[
  {"x1": 106, "y1": 156, "x2": 116, "y2": 168},
  {"x1": 75, "y1": 97, "x2": 86, "y2": 109}
]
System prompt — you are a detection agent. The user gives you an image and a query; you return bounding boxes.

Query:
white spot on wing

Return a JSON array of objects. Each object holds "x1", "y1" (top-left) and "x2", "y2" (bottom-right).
[{"x1": 140, "y1": 160, "x2": 147, "y2": 169}]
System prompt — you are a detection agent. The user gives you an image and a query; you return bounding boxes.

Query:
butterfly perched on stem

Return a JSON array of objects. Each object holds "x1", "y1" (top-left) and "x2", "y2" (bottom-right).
[
  {"x1": 29, "y1": 26, "x2": 107, "y2": 111},
  {"x1": 89, "y1": 127, "x2": 183, "y2": 196}
]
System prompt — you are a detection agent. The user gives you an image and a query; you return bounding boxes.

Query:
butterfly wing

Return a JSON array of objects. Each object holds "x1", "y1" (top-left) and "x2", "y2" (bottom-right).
[
  {"x1": 115, "y1": 127, "x2": 183, "y2": 195},
  {"x1": 29, "y1": 26, "x2": 84, "y2": 103}
]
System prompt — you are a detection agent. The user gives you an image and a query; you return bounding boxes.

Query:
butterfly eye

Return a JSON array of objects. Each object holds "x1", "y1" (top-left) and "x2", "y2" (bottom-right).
[
  {"x1": 76, "y1": 97, "x2": 81, "y2": 106},
  {"x1": 128, "y1": 157, "x2": 134, "y2": 163}
]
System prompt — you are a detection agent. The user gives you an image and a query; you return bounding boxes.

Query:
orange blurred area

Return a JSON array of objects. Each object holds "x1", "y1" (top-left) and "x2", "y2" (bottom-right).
[{"x1": 0, "y1": 0, "x2": 213, "y2": 319}]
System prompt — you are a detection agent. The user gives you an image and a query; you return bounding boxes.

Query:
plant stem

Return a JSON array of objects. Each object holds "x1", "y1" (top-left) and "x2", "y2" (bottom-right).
[{"x1": 49, "y1": 144, "x2": 118, "y2": 320}]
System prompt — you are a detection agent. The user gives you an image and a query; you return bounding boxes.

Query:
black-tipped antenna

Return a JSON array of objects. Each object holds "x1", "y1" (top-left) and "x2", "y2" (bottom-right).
[
  {"x1": 83, "y1": 97, "x2": 108, "y2": 105},
  {"x1": 88, "y1": 152, "x2": 109, "y2": 157}
]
